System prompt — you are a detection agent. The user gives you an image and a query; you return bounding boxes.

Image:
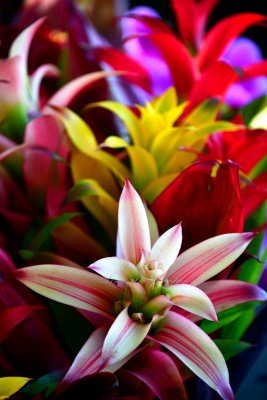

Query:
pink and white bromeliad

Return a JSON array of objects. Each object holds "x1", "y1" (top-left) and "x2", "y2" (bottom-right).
[{"x1": 15, "y1": 180, "x2": 267, "y2": 400}]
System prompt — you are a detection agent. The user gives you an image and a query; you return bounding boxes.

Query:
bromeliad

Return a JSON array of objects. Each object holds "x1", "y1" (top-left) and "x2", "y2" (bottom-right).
[{"x1": 15, "y1": 180, "x2": 267, "y2": 399}]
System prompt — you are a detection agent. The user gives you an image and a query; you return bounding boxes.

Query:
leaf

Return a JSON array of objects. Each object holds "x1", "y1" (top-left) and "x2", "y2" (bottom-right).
[
  {"x1": 125, "y1": 349, "x2": 188, "y2": 400},
  {"x1": 197, "y1": 13, "x2": 266, "y2": 70},
  {"x1": 20, "y1": 371, "x2": 63, "y2": 397},
  {"x1": 47, "y1": 70, "x2": 123, "y2": 108},
  {"x1": 200, "y1": 302, "x2": 258, "y2": 334},
  {"x1": 127, "y1": 146, "x2": 158, "y2": 191},
  {"x1": 0, "y1": 377, "x2": 31, "y2": 399},
  {"x1": 0, "y1": 306, "x2": 42, "y2": 343},
  {"x1": 188, "y1": 61, "x2": 238, "y2": 110},
  {"x1": 93, "y1": 47, "x2": 151, "y2": 92},
  {"x1": 214, "y1": 339, "x2": 252, "y2": 361},
  {"x1": 144, "y1": 33, "x2": 199, "y2": 98},
  {"x1": 28, "y1": 212, "x2": 81, "y2": 251},
  {"x1": 86, "y1": 101, "x2": 146, "y2": 146}
]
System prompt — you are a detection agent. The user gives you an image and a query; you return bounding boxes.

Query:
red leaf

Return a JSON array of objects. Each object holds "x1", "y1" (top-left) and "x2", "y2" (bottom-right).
[
  {"x1": 187, "y1": 61, "x2": 238, "y2": 111},
  {"x1": 243, "y1": 60, "x2": 267, "y2": 79},
  {"x1": 143, "y1": 33, "x2": 199, "y2": 98},
  {"x1": 207, "y1": 129, "x2": 267, "y2": 175},
  {"x1": 93, "y1": 47, "x2": 151, "y2": 93},
  {"x1": 197, "y1": 13, "x2": 267, "y2": 70},
  {"x1": 150, "y1": 161, "x2": 244, "y2": 251},
  {"x1": 125, "y1": 348, "x2": 188, "y2": 400},
  {"x1": 23, "y1": 114, "x2": 69, "y2": 215},
  {"x1": 171, "y1": 0, "x2": 219, "y2": 49},
  {"x1": 0, "y1": 305, "x2": 42, "y2": 343},
  {"x1": 242, "y1": 171, "x2": 267, "y2": 217}
]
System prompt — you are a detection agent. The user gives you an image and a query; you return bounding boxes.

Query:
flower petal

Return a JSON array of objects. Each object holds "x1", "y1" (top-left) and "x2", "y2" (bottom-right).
[
  {"x1": 199, "y1": 280, "x2": 267, "y2": 315},
  {"x1": 89, "y1": 257, "x2": 140, "y2": 282},
  {"x1": 119, "y1": 180, "x2": 151, "y2": 264},
  {"x1": 101, "y1": 307, "x2": 152, "y2": 367},
  {"x1": 162, "y1": 284, "x2": 217, "y2": 321},
  {"x1": 14, "y1": 265, "x2": 122, "y2": 318},
  {"x1": 167, "y1": 232, "x2": 254, "y2": 286},
  {"x1": 154, "y1": 311, "x2": 233, "y2": 400},
  {"x1": 151, "y1": 223, "x2": 182, "y2": 273},
  {"x1": 63, "y1": 326, "x2": 108, "y2": 384}
]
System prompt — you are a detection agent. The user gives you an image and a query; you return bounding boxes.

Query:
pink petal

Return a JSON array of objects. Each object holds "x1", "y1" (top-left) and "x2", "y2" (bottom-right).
[
  {"x1": 89, "y1": 257, "x2": 140, "y2": 282},
  {"x1": 9, "y1": 18, "x2": 45, "y2": 85},
  {"x1": 151, "y1": 223, "x2": 182, "y2": 273},
  {"x1": 167, "y1": 232, "x2": 254, "y2": 286},
  {"x1": 119, "y1": 180, "x2": 151, "y2": 264},
  {"x1": 125, "y1": 349, "x2": 188, "y2": 400},
  {"x1": 30, "y1": 64, "x2": 60, "y2": 110},
  {"x1": 47, "y1": 70, "x2": 122, "y2": 108},
  {"x1": 14, "y1": 265, "x2": 122, "y2": 318},
  {"x1": 199, "y1": 279, "x2": 267, "y2": 315},
  {"x1": 154, "y1": 311, "x2": 233, "y2": 400},
  {"x1": 63, "y1": 326, "x2": 108, "y2": 384},
  {"x1": 101, "y1": 307, "x2": 152, "y2": 367},
  {"x1": 162, "y1": 284, "x2": 217, "y2": 321}
]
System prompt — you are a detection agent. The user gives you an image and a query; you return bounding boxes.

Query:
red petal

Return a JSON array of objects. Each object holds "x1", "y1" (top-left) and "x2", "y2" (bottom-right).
[
  {"x1": 150, "y1": 161, "x2": 244, "y2": 252},
  {"x1": 197, "y1": 13, "x2": 267, "y2": 70}
]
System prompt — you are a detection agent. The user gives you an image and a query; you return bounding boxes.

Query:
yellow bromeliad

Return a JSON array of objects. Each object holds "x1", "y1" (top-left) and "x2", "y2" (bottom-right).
[
  {"x1": 0, "y1": 377, "x2": 30, "y2": 399},
  {"x1": 86, "y1": 87, "x2": 240, "y2": 201},
  {"x1": 51, "y1": 87, "x2": 240, "y2": 238}
]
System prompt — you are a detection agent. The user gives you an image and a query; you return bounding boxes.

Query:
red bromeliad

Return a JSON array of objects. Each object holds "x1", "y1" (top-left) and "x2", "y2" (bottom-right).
[{"x1": 15, "y1": 181, "x2": 267, "y2": 399}]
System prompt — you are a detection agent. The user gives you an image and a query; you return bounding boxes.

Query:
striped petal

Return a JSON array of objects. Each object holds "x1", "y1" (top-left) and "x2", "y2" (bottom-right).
[
  {"x1": 14, "y1": 265, "x2": 122, "y2": 318},
  {"x1": 151, "y1": 223, "x2": 182, "y2": 273},
  {"x1": 89, "y1": 257, "x2": 140, "y2": 282},
  {"x1": 199, "y1": 280, "x2": 267, "y2": 315},
  {"x1": 101, "y1": 307, "x2": 152, "y2": 367},
  {"x1": 162, "y1": 284, "x2": 217, "y2": 321},
  {"x1": 63, "y1": 326, "x2": 108, "y2": 384},
  {"x1": 154, "y1": 311, "x2": 233, "y2": 400},
  {"x1": 166, "y1": 233, "x2": 254, "y2": 286},
  {"x1": 119, "y1": 180, "x2": 151, "y2": 264}
]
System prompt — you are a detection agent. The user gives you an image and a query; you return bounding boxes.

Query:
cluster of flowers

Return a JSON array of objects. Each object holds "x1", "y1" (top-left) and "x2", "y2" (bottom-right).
[{"x1": 0, "y1": 0, "x2": 267, "y2": 399}]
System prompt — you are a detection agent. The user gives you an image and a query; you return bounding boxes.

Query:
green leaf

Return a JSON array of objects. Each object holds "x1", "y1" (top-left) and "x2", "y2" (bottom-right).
[
  {"x1": 21, "y1": 371, "x2": 63, "y2": 397},
  {"x1": 200, "y1": 302, "x2": 259, "y2": 334},
  {"x1": 65, "y1": 179, "x2": 116, "y2": 203},
  {"x1": 241, "y1": 95, "x2": 266, "y2": 126},
  {"x1": 28, "y1": 212, "x2": 81, "y2": 251},
  {"x1": 220, "y1": 308, "x2": 255, "y2": 341},
  {"x1": 214, "y1": 339, "x2": 252, "y2": 360}
]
